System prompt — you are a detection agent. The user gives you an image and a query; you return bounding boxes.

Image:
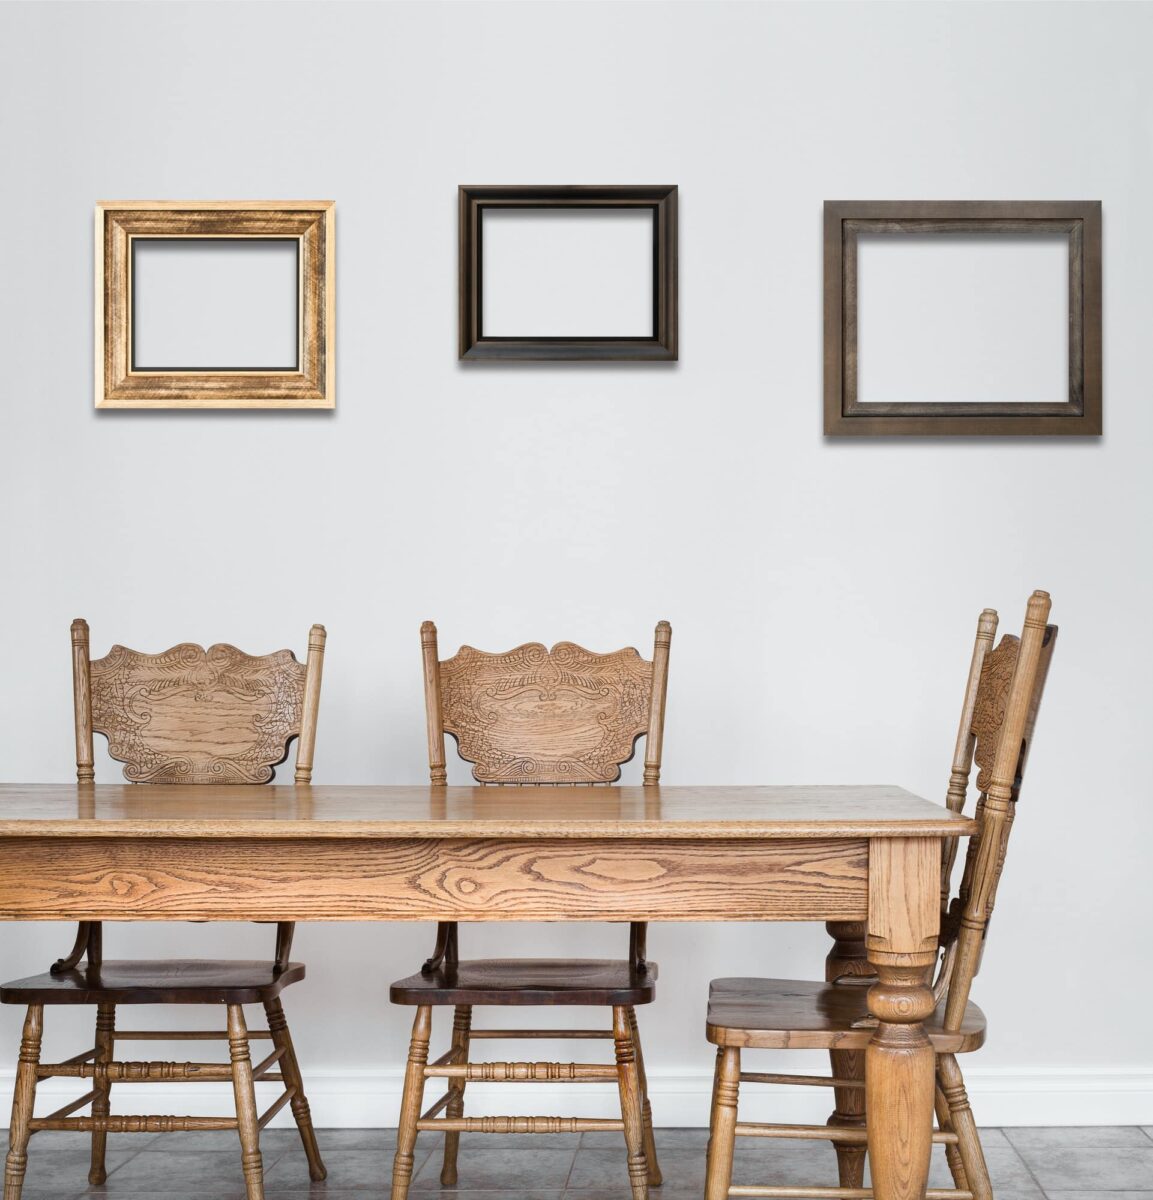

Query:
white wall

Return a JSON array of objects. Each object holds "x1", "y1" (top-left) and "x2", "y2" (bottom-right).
[{"x1": 0, "y1": 0, "x2": 1150, "y2": 1127}]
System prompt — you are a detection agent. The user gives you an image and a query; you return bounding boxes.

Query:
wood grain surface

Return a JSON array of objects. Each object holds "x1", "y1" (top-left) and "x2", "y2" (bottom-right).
[
  {"x1": 88, "y1": 644, "x2": 308, "y2": 785},
  {"x1": 71, "y1": 620, "x2": 326, "y2": 786},
  {"x1": 0, "y1": 835, "x2": 869, "y2": 922},
  {"x1": 704, "y1": 977, "x2": 985, "y2": 1053},
  {"x1": 424, "y1": 622, "x2": 671, "y2": 785},
  {"x1": 0, "y1": 785, "x2": 974, "y2": 841}
]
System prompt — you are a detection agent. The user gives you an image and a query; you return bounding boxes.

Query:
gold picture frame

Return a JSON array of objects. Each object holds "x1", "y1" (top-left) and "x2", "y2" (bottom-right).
[{"x1": 95, "y1": 200, "x2": 335, "y2": 409}]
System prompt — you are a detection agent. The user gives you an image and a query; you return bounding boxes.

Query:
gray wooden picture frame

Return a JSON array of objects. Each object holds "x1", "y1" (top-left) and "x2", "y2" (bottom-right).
[{"x1": 823, "y1": 201, "x2": 1102, "y2": 436}]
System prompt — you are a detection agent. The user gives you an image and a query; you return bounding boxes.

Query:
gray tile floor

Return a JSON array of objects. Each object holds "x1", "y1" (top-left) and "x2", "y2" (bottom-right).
[{"x1": 9, "y1": 1126, "x2": 1153, "y2": 1199}]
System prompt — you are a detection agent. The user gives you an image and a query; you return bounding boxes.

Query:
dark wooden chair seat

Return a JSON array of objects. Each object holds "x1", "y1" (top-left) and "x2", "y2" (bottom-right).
[
  {"x1": 391, "y1": 959, "x2": 658, "y2": 1007},
  {"x1": 705, "y1": 977, "x2": 986, "y2": 1053},
  {"x1": 1, "y1": 961, "x2": 306, "y2": 1007}
]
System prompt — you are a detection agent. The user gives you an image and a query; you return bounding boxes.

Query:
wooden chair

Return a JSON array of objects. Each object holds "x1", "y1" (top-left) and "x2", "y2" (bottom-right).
[
  {"x1": 387, "y1": 620, "x2": 672, "y2": 1200},
  {"x1": 701, "y1": 591, "x2": 1057, "y2": 1200},
  {"x1": 0, "y1": 619, "x2": 328, "y2": 1200}
]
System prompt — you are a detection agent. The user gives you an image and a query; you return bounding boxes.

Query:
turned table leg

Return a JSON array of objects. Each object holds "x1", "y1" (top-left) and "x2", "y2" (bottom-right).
[
  {"x1": 825, "y1": 920, "x2": 872, "y2": 1188},
  {"x1": 866, "y1": 838, "x2": 940, "y2": 1200}
]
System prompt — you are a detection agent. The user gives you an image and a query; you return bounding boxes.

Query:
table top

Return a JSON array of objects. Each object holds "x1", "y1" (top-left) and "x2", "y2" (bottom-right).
[{"x1": 0, "y1": 784, "x2": 976, "y2": 840}]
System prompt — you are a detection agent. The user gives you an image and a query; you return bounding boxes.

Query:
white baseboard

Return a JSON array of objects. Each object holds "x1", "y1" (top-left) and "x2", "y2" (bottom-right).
[{"x1": 1, "y1": 1066, "x2": 1149, "y2": 1129}]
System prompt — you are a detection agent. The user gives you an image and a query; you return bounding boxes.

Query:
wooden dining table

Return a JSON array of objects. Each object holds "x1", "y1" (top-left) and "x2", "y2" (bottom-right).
[{"x1": 0, "y1": 782, "x2": 975, "y2": 1200}]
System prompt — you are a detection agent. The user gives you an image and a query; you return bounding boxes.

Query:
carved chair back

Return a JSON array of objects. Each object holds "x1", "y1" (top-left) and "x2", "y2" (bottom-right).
[
  {"x1": 936, "y1": 591, "x2": 1056, "y2": 1030},
  {"x1": 421, "y1": 621, "x2": 671, "y2": 786},
  {"x1": 71, "y1": 619, "x2": 326, "y2": 785}
]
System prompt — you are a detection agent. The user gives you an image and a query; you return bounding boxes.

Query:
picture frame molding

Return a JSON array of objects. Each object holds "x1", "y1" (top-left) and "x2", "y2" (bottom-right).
[
  {"x1": 95, "y1": 200, "x2": 335, "y2": 410},
  {"x1": 823, "y1": 200, "x2": 1102, "y2": 436},
  {"x1": 458, "y1": 184, "x2": 678, "y2": 362}
]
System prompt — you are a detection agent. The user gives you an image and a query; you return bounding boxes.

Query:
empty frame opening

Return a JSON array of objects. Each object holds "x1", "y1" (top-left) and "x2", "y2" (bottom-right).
[
  {"x1": 856, "y1": 232, "x2": 1070, "y2": 406},
  {"x1": 131, "y1": 237, "x2": 300, "y2": 371},
  {"x1": 480, "y1": 207, "x2": 656, "y2": 338}
]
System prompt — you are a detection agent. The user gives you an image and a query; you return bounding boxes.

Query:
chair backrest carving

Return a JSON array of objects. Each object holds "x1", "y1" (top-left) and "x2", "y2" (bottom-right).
[
  {"x1": 71, "y1": 619, "x2": 326, "y2": 785},
  {"x1": 937, "y1": 591, "x2": 1056, "y2": 1029},
  {"x1": 421, "y1": 621, "x2": 671, "y2": 785}
]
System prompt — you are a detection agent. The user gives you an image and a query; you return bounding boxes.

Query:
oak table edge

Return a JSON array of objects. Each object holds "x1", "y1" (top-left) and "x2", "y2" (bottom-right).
[{"x1": 0, "y1": 784, "x2": 976, "y2": 839}]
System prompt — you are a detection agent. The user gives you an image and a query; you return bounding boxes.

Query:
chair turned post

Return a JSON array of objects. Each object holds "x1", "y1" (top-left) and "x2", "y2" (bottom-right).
[
  {"x1": 627, "y1": 1007, "x2": 662, "y2": 1185},
  {"x1": 440, "y1": 1004, "x2": 473, "y2": 1185},
  {"x1": 612, "y1": 1006, "x2": 650, "y2": 1200},
  {"x1": 3, "y1": 1006, "x2": 43, "y2": 1200},
  {"x1": 71, "y1": 619, "x2": 94, "y2": 782},
  {"x1": 938, "y1": 1054, "x2": 992, "y2": 1200},
  {"x1": 940, "y1": 608, "x2": 999, "y2": 913},
  {"x1": 294, "y1": 624, "x2": 326, "y2": 784},
  {"x1": 391, "y1": 1006, "x2": 432, "y2": 1200},
  {"x1": 934, "y1": 1076, "x2": 970, "y2": 1192},
  {"x1": 227, "y1": 1005, "x2": 264, "y2": 1200},
  {"x1": 704, "y1": 1045, "x2": 740, "y2": 1200},
  {"x1": 643, "y1": 620, "x2": 672, "y2": 785},
  {"x1": 264, "y1": 996, "x2": 326, "y2": 1181},
  {"x1": 88, "y1": 1003, "x2": 116, "y2": 1185},
  {"x1": 421, "y1": 622, "x2": 447, "y2": 784}
]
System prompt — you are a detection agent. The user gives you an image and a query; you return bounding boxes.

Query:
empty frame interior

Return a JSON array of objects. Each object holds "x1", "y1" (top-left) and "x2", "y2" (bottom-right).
[
  {"x1": 824, "y1": 202, "x2": 1102, "y2": 436},
  {"x1": 856, "y1": 232, "x2": 1069, "y2": 407},
  {"x1": 480, "y1": 208, "x2": 655, "y2": 338},
  {"x1": 131, "y1": 238, "x2": 301, "y2": 371}
]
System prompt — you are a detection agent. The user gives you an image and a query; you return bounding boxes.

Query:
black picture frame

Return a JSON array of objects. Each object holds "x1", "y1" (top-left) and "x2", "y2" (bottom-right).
[
  {"x1": 459, "y1": 185, "x2": 678, "y2": 361},
  {"x1": 823, "y1": 201, "x2": 1102, "y2": 436}
]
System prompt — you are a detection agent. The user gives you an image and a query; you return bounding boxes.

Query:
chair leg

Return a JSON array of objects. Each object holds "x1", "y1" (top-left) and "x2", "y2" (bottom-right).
[
  {"x1": 391, "y1": 1006, "x2": 432, "y2": 1200},
  {"x1": 627, "y1": 1006, "x2": 662, "y2": 1186},
  {"x1": 827, "y1": 1048, "x2": 867, "y2": 1188},
  {"x1": 613, "y1": 1006, "x2": 649, "y2": 1200},
  {"x1": 264, "y1": 996, "x2": 326, "y2": 1182},
  {"x1": 935, "y1": 1076, "x2": 969, "y2": 1192},
  {"x1": 88, "y1": 1003, "x2": 116, "y2": 1186},
  {"x1": 3, "y1": 1006, "x2": 43, "y2": 1200},
  {"x1": 704, "y1": 1045, "x2": 740, "y2": 1200},
  {"x1": 440, "y1": 1004, "x2": 472, "y2": 1186},
  {"x1": 227, "y1": 1005, "x2": 264, "y2": 1200},
  {"x1": 938, "y1": 1054, "x2": 991, "y2": 1200}
]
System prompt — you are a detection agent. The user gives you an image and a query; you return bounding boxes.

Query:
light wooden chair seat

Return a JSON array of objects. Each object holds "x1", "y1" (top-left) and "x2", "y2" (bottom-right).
[
  {"x1": 1, "y1": 961, "x2": 307, "y2": 1007},
  {"x1": 706, "y1": 977, "x2": 985, "y2": 1053},
  {"x1": 700, "y1": 594, "x2": 1057, "y2": 1200},
  {"x1": 387, "y1": 621, "x2": 672, "y2": 1200},
  {"x1": 0, "y1": 620, "x2": 328, "y2": 1200},
  {"x1": 391, "y1": 959, "x2": 658, "y2": 1007}
]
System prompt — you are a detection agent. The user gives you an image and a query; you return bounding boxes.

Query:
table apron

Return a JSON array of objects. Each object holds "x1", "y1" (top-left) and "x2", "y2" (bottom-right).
[{"x1": 0, "y1": 835, "x2": 869, "y2": 922}]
